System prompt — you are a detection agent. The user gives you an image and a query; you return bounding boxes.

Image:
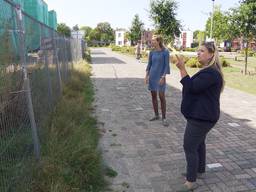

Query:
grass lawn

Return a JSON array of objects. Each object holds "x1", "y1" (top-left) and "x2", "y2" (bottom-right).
[
  {"x1": 224, "y1": 56, "x2": 256, "y2": 72},
  {"x1": 112, "y1": 49, "x2": 256, "y2": 95},
  {"x1": 222, "y1": 67, "x2": 256, "y2": 95},
  {"x1": 172, "y1": 65, "x2": 256, "y2": 95}
]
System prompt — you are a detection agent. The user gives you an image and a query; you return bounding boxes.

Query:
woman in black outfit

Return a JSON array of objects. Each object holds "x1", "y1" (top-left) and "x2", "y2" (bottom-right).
[{"x1": 175, "y1": 42, "x2": 224, "y2": 191}]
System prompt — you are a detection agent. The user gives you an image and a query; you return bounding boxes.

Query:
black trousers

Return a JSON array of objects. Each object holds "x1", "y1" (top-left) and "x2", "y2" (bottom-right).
[{"x1": 183, "y1": 119, "x2": 215, "y2": 182}]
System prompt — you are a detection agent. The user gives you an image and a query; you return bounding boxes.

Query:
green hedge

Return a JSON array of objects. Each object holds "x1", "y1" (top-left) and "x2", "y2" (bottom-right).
[{"x1": 185, "y1": 57, "x2": 230, "y2": 68}]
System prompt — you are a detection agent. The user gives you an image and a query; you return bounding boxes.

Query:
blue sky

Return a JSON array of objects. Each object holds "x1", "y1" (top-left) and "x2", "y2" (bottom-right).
[{"x1": 46, "y1": 0, "x2": 240, "y2": 31}]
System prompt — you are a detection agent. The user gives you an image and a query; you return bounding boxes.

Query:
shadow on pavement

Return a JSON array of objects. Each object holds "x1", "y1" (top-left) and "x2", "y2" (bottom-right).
[
  {"x1": 94, "y1": 77, "x2": 256, "y2": 191},
  {"x1": 91, "y1": 57, "x2": 126, "y2": 64},
  {"x1": 91, "y1": 51, "x2": 106, "y2": 55}
]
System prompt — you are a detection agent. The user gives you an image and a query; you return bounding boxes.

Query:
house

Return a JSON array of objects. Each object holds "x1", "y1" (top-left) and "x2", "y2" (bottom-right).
[
  {"x1": 115, "y1": 29, "x2": 126, "y2": 46},
  {"x1": 231, "y1": 38, "x2": 256, "y2": 51},
  {"x1": 141, "y1": 29, "x2": 153, "y2": 48},
  {"x1": 174, "y1": 30, "x2": 194, "y2": 49},
  {"x1": 71, "y1": 30, "x2": 84, "y2": 39},
  {"x1": 219, "y1": 38, "x2": 256, "y2": 52},
  {"x1": 115, "y1": 28, "x2": 153, "y2": 47}
]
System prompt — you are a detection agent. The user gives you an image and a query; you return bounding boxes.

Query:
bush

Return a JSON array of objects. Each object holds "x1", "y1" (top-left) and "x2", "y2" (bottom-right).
[
  {"x1": 84, "y1": 49, "x2": 91, "y2": 62},
  {"x1": 191, "y1": 42, "x2": 199, "y2": 48},
  {"x1": 171, "y1": 55, "x2": 228, "y2": 68},
  {"x1": 111, "y1": 45, "x2": 136, "y2": 55},
  {"x1": 220, "y1": 57, "x2": 230, "y2": 67},
  {"x1": 170, "y1": 54, "x2": 190, "y2": 64},
  {"x1": 240, "y1": 48, "x2": 256, "y2": 57},
  {"x1": 185, "y1": 57, "x2": 202, "y2": 68},
  {"x1": 120, "y1": 46, "x2": 135, "y2": 54},
  {"x1": 184, "y1": 47, "x2": 197, "y2": 52},
  {"x1": 111, "y1": 45, "x2": 122, "y2": 51}
]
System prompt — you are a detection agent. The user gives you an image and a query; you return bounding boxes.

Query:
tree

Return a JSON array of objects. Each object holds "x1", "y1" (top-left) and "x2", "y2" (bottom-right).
[
  {"x1": 128, "y1": 14, "x2": 144, "y2": 45},
  {"x1": 193, "y1": 30, "x2": 206, "y2": 46},
  {"x1": 72, "y1": 24, "x2": 79, "y2": 31},
  {"x1": 95, "y1": 22, "x2": 114, "y2": 45},
  {"x1": 88, "y1": 29, "x2": 101, "y2": 42},
  {"x1": 193, "y1": 30, "x2": 200, "y2": 40},
  {"x1": 230, "y1": 1, "x2": 256, "y2": 74},
  {"x1": 149, "y1": 0, "x2": 181, "y2": 43},
  {"x1": 57, "y1": 23, "x2": 71, "y2": 37},
  {"x1": 240, "y1": 0, "x2": 255, "y2": 3},
  {"x1": 80, "y1": 26, "x2": 92, "y2": 38},
  {"x1": 205, "y1": 6, "x2": 230, "y2": 44},
  {"x1": 80, "y1": 26, "x2": 93, "y2": 44}
]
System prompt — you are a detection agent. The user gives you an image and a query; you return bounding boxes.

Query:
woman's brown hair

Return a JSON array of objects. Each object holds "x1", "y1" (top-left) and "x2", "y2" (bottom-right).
[{"x1": 152, "y1": 35, "x2": 165, "y2": 49}]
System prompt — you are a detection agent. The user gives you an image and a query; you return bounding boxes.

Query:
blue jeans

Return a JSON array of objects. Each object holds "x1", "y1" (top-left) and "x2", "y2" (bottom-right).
[{"x1": 183, "y1": 119, "x2": 215, "y2": 182}]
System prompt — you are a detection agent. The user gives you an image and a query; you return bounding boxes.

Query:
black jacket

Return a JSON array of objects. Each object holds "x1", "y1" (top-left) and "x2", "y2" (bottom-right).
[{"x1": 180, "y1": 67, "x2": 223, "y2": 123}]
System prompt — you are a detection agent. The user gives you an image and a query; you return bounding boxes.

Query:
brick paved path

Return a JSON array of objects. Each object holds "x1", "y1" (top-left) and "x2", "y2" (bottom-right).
[{"x1": 91, "y1": 48, "x2": 256, "y2": 192}]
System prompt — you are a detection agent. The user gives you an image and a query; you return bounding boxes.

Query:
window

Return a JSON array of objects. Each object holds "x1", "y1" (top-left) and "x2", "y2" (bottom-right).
[{"x1": 118, "y1": 33, "x2": 121, "y2": 37}]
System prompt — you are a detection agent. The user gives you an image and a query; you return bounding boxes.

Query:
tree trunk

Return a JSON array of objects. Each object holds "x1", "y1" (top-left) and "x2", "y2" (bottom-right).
[{"x1": 244, "y1": 40, "x2": 248, "y2": 75}]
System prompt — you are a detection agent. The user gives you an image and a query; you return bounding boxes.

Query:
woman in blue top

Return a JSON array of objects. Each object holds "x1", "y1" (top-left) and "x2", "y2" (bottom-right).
[
  {"x1": 145, "y1": 35, "x2": 170, "y2": 126},
  {"x1": 175, "y1": 42, "x2": 224, "y2": 191}
]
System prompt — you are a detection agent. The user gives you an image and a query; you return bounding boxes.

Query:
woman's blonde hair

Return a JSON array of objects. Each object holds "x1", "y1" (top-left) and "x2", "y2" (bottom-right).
[
  {"x1": 201, "y1": 42, "x2": 225, "y2": 91},
  {"x1": 152, "y1": 35, "x2": 165, "y2": 49}
]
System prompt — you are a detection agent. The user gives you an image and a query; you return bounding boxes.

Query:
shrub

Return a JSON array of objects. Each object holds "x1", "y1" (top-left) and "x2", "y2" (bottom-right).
[
  {"x1": 184, "y1": 47, "x2": 197, "y2": 52},
  {"x1": 240, "y1": 48, "x2": 256, "y2": 57},
  {"x1": 191, "y1": 42, "x2": 199, "y2": 48},
  {"x1": 84, "y1": 49, "x2": 91, "y2": 62},
  {"x1": 111, "y1": 45, "x2": 121, "y2": 51},
  {"x1": 142, "y1": 50, "x2": 149, "y2": 58},
  {"x1": 185, "y1": 57, "x2": 202, "y2": 68},
  {"x1": 120, "y1": 46, "x2": 135, "y2": 54},
  {"x1": 170, "y1": 54, "x2": 190, "y2": 64},
  {"x1": 220, "y1": 57, "x2": 230, "y2": 67}
]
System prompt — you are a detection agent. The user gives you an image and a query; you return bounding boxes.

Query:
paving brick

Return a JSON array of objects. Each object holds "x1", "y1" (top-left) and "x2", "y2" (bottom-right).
[{"x1": 92, "y1": 48, "x2": 256, "y2": 191}]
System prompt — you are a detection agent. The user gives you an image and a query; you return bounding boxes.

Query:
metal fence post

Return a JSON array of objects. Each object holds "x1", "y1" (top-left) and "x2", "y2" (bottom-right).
[
  {"x1": 41, "y1": 26, "x2": 54, "y2": 110},
  {"x1": 44, "y1": 50, "x2": 53, "y2": 110},
  {"x1": 52, "y1": 32, "x2": 62, "y2": 95},
  {"x1": 15, "y1": 5, "x2": 40, "y2": 160},
  {"x1": 63, "y1": 38, "x2": 69, "y2": 81}
]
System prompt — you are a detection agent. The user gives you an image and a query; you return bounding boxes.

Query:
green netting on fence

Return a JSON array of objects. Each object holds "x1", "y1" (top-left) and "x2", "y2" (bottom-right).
[
  {"x1": 24, "y1": 0, "x2": 43, "y2": 23},
  {"x1": 42, "y1": 1, "x2": 48, "y2": 25},
  {"x1": 0, "y1": 0, "x2": 20, "y2": 67},
  {"x1": 48, "y1": 10, "x2": 57, "y2": 30},
  {"x1": 12, "y1": 0, "x2": 24, "y2": 9},
  {"x1": 24, "y1": 16, "x2": 41, "y2": 52},
  {"x1": 0, "y1": 0, "x2": 14, "y2": 21}
]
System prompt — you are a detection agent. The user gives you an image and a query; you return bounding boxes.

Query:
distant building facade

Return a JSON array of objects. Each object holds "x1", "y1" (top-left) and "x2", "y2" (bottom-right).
[
  {"x1": 141, "y1": 29, "x2": 153, "y2": 48},
  {"x1": 175, "y1": 30, "x2": 194, "y2": 49},
  {"x1": 181, "y1": 30, "x2": 193, "y2": 48},
  {"x1": 219, "y1": 38, "x2": 256, "y2": 52},
  {"x1": 71, "y1": 30, "x2": 84, "y2": 39},
  {"x1": 115, "y1": 29, "x2": 126, "y2": 46},
  {"x1": 115, "y1": 28, "x2": 154, "y2": 47}
]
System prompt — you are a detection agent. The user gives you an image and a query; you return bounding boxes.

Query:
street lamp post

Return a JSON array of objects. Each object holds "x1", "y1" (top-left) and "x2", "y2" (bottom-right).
[{"x1": 210, "y1": 0, "x2": 215, "y2": 40}]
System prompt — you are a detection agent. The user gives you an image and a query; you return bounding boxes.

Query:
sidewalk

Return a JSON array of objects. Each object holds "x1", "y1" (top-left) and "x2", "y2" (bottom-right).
[{"x1": 92, "y1": 48, "x2": 256, "y2": 192}]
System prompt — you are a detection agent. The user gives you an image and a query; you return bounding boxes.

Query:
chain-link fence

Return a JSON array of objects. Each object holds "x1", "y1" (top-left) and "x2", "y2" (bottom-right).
[{"x1": 0, "y1": 0, "x2": 85, "y2": 191}]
